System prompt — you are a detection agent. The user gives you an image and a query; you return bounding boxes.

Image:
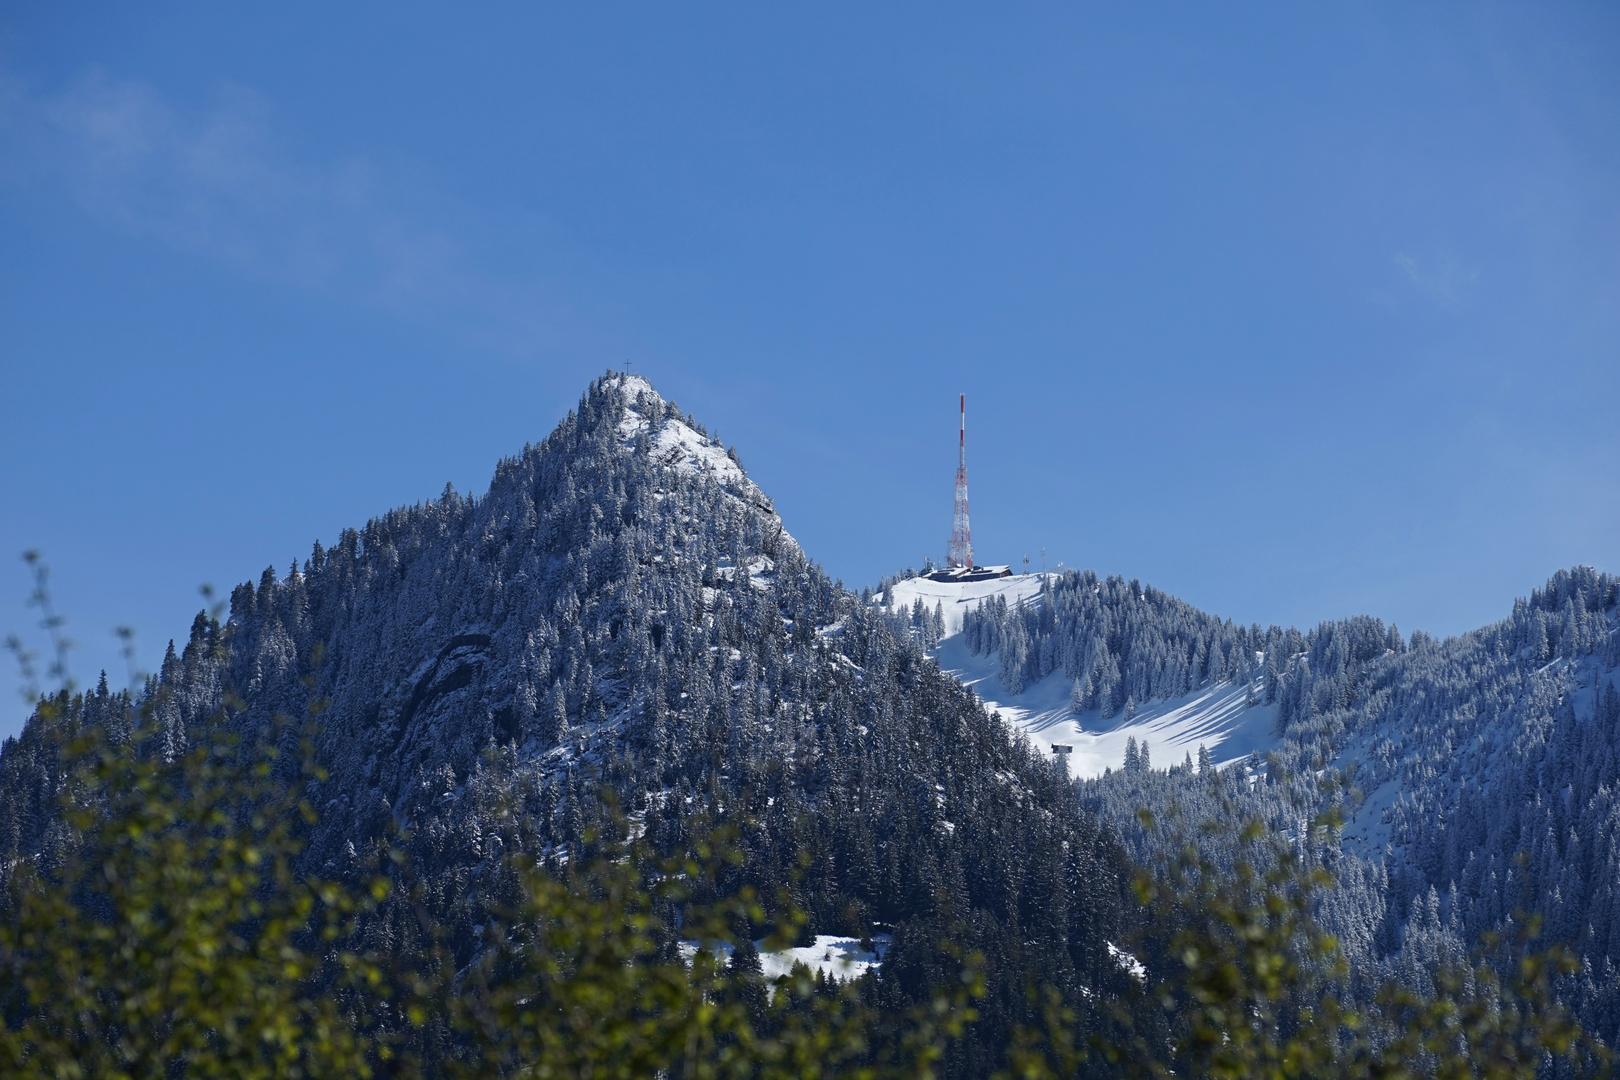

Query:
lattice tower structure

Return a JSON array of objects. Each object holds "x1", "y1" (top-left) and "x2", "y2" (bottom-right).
[{"x1": 947, "y1": 393, "x2": 974, "y2": 568}]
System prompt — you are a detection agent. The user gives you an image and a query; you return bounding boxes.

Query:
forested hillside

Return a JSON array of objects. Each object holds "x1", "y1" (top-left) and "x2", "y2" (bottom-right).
[
  {"x1": 0, "y1": 374, "x2": 1136, "y2": 1074},
  {"x1": 959, "y1": 563, "x2": 1620, "y2": 1037},
  {"x1": 960, "y1": 572, "x2": 1271, "y2": 705}
]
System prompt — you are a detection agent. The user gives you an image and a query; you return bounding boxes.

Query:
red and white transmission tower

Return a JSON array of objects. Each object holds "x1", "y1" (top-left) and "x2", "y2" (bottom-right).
[{"x1": 947, "y1": 394, "x2": 974, "y2": 568}]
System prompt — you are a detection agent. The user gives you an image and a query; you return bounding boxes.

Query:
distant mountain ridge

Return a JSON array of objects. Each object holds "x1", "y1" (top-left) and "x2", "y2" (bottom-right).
[{"x1": 888, "y1": 559, "x2": 1620, "y2": 1033}]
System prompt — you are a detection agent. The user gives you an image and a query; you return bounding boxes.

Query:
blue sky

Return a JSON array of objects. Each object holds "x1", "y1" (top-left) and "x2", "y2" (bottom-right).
[{"x1": 3, "y1": 3, "x2": 1617, "y2": 736}]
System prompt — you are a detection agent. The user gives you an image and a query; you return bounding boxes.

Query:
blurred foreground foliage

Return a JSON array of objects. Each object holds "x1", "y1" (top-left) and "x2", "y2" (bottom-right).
[
  {"x1": 0, "y1": 690, "x2": 980, "y2": 1079},
  {"x1": 1004, "y1": 807, "x2": 1610, "y2": 1079},
  {"x1": 0, "y1": 702, "x2": 386, "y2": 1079},
  {"x1": 8, "y1": 709, "x2": 1601, "y2": 1080}
]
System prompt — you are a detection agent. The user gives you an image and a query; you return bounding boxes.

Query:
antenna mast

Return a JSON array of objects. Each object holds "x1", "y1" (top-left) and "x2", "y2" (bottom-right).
[{"x1": 947, "y1": 394, "x2": 974, "y2": 568}]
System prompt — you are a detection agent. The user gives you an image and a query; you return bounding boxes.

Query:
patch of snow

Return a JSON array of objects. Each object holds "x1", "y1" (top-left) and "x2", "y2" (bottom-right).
[
  {"x1": 1339, "y1": 777, "x2": 1398, "y2": 856},
  {"x1": 1107, "y1": 941, "x2": 1146, "y2": 982},
  {"x1": 715, "y1": 556, "x2": 776, "y2": 592},
  {"x1": 760, "y1": 935, "x2": 888, "y2": 983},
  {"x1": 611, "y1": 373, "x2": 659, "y2": 400},
  {"x1": 679, "y1": 935, "x2": 890, "y2": 984}
]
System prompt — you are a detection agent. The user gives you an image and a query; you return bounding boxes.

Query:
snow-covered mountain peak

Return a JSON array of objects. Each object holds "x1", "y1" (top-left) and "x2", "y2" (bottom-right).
[
  {"x1": 598, "y1": 374, "x2": 794, "y2": 553},
  {"x1": 616, "y1": 395, "x2": 743, "y2": 488}
]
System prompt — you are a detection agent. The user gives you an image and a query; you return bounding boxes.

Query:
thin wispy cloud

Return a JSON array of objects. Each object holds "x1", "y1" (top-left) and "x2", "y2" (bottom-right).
[
  {"x1": 1391, "y1": 251, "x2": 1479, "y2": 307},
  {"x1": 0, "y1": 68, "x2": 594, "y2": 361}
]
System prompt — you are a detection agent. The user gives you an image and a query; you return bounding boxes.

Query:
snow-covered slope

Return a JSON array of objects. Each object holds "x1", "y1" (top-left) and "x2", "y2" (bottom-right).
[
  {"x1": 886, "y1": 573, "x2": 1282, "y2": 779},
  {"x1": 887, "y1": 572, "x2": 1045, "y2": 637},
  {"x1": 1066, "y1": 567, "x2": 1620, "y2": 1025},
  {"x1": 934, "y1": 633, "x2": 1279, "y2": 779}
]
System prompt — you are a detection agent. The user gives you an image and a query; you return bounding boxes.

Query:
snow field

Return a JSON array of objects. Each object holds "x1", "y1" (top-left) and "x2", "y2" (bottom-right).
[
  {"x1": 885, "y1": 572, "x2": 1046, "y2": 637},
  {"x1": 888, "y1": 573, "x2": 1283, "y2": 779}
]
